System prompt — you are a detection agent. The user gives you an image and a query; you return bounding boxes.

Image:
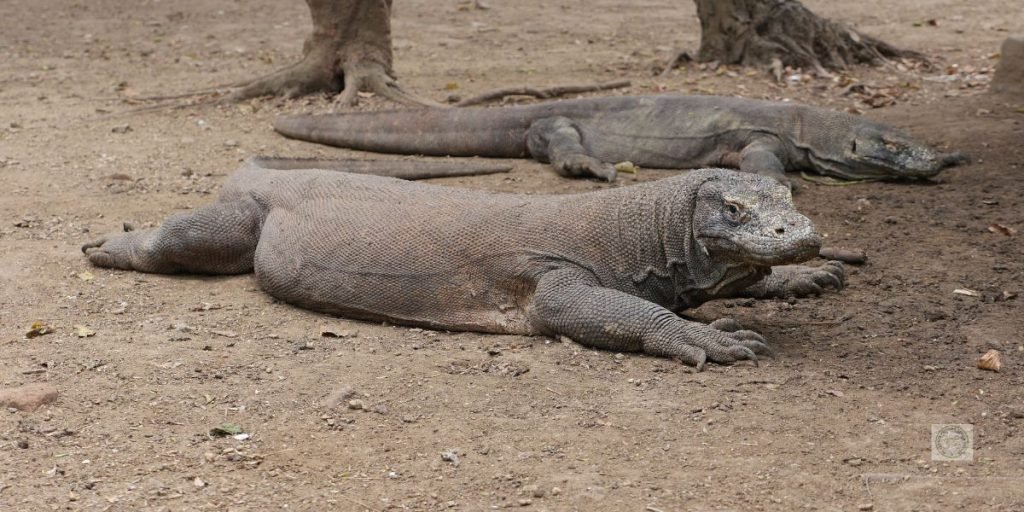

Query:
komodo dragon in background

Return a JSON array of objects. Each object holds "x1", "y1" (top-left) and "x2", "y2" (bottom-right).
[
  {"x1": 82, "y1": 157, "x2": 845, "y2": 369},
  {"x1": 274, "y1": 94, "x2": 968, "y2": 184}
]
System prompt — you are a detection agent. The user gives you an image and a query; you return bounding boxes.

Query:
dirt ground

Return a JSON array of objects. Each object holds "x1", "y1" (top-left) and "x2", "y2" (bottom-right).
[{"x1": 1, "y1": 0, "x2": 1023, "y2": 510}]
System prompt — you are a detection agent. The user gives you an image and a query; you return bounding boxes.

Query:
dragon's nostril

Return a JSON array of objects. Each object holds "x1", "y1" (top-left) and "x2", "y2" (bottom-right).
[{"x1": 775, "y1": 227, "x2": 785, "y2": 235}]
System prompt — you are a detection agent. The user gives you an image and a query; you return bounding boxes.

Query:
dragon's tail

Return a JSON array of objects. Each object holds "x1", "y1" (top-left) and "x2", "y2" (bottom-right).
[{"x1": 273, "y1": 106, "x2": 539, "y2": 158}]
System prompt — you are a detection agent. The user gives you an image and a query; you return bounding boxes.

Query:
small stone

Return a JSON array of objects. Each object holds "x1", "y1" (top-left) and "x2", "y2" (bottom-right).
[
  {"x1": 223, "y1": 140, "x2": 239, "y2": 148},
  {"x1": 401, "y1": 415, "x2": 418, "y2": 423},
  {"x1": 193, "y1": 477, "x2": 206, "y2": 487},
  {"x1": 347, "y1": 399, "x2": 365, "y2": 410},
  {"x1": 517, "y1": 498, "x2": 532, "y2": 506},
  {"x1": 372, "y1": 404, "x2": 388, "y2": 415},
  {"x1": 441, "y1": 449, "x2": 460, "y2": 466},
  {"x1": 17, "y1": 439, "x2": 29, "y2": 449},
  {"x1": 111, "y1": 124, "x2": 132, "y2": 134},
  {"x1": 323, "y1": 387, "x2": 357, "y2": 408},
  {"x1": 0, "y1": 383, "x2": 59, "y2": 411},
  {"x1": 172, "y1": 323, "x2": 194, "y2": 333},
  {"x1": 845, "y1": 457, "x2": 863, "y2": 466},
  {"x1": 550, "y1": 487, "x2": 562, "y2": 496},
  {"x1": 858, "y1": 504, "x2": 874, "y2": 511}
]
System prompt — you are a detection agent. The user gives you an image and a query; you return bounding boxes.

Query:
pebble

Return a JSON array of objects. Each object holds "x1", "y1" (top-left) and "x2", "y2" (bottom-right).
[
  {"x1": 551, "y1": 487, "x2": 562, "y2": 496},
  {"x1": 0, "y1": 383, "x2": 59, "y2": 412},
  {"x1": 347, "y1": 399, "x2": 365, "y2": 410},
  {"x1": 858, "y1": 504, "x2": 874, "y2": 511},
  {"x1": 323, "y1": 387, "x2": 357, "y2": 408}
]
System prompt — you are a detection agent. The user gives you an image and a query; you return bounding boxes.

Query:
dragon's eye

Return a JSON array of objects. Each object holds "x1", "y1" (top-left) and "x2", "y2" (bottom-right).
[
  {"x1": 726, "y1": 203, "x2": 739, "y2": 215},
  {"x1": 723, "y1": 201, "x2": 745, "y2": 223}
]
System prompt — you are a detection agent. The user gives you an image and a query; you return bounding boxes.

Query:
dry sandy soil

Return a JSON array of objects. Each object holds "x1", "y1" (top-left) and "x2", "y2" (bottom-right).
[{"x1": 2, "y1": 0, "x2": 1023, "y2": 510}]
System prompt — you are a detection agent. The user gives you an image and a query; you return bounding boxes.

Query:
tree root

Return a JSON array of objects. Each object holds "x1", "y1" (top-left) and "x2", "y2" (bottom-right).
[{"x1": 454, "y1": 79, "x2": 631, "y2": 107}]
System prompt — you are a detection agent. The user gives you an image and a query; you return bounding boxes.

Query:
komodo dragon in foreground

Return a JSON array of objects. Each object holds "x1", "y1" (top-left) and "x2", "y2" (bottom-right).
[
  {"x1": 82, "y1": 157, "x2": 845, "y2": 369},
  {"x1": 274, "y1": 94, "x2": 968, "y2": 184}
]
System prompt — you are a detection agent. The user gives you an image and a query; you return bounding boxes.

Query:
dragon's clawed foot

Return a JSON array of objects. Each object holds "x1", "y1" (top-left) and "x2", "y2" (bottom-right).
[
  {"x1": 761, "y1": 261, "x2": 845, "y2": 298},
  {"x1": 559, "y1": 154, "x2": 617, "y2": 182}
]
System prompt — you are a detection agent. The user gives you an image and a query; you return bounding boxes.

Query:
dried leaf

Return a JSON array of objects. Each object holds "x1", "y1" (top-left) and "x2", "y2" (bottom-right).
[
  {"x1": 26, "y1": 321, "x2": 55, "y2": 338},
  {"x1": 73, "y1": 325, "x2": 95, "y2": 338},
  {"x1": 77, "y1": 271, "x2": 94, "y2": 282},
  {"x1": 977, "y1": 350, "x2": 1001, "y2": 372},
  {"x1": 987, "y1": 223, "x2": 1016, "y2": 236},
  {"x1": 613, "y1": 161, "x2": 638, "y2": 174},
  {"x1": 211, "y1": 330, "x2": 238, "y2": 338},
  {"x1": 953, "y1": 288, "x2": 981, "y2": 297}
]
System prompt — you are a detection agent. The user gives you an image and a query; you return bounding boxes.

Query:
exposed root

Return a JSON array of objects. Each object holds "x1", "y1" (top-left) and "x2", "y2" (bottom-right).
[
  {"x1": 228, "y1": 53, "x2": 342, "y2": 102},
  {"x1": 696, "y1": 0, "x2": 929, "y2": 72},
  {"x1": 454, "y1": 79, "x2": 631, "y2": 107},
  {"x1": 333, "y1": 62, "x2": 443, "y2": 108}
]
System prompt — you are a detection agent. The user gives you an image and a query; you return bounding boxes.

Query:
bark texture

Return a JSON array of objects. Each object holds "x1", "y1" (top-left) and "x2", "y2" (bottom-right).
[
  {"x1": 231, "y1": 0, "x2": 434, "y2": 106},
  {"x1": 694, "y1": 0, "x2": 924, "y2": 73}
]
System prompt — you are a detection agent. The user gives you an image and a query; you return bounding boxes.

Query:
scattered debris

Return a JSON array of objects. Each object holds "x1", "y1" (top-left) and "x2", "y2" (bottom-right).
[
  {"x1": 953, "y1": 288, "x2": 981, "y2": 297},
  {"x1": 73, "y1": 325, "x2": 95, "y2": 338},
  {"x1": 613, "y1": 161, "x2": 638, "y2": 174},
  {"x1": 441, "y1": 449, "x2": 460, "y2": 466},
  {"x1": 323, "y1": 387, "x2": 358, "y2": 408},
  {"x1": 977, "y1": 350, "x2": 1001, "y2": 372},
  {"x1": 320, "y1": 326, "x2": 357, "y2": 338},
  {"x1": 25, "y1": 321, "x2": 55, "y2": 339},
  {"x1": 987, "y1": 223, "x2": 1016, "y2": 236},
  {"x1": 0, "y1": 383, "x2": 59, "y2": 411},
  {"x1": 209, "y1": 423, "x2": 244, "y2": 437}
]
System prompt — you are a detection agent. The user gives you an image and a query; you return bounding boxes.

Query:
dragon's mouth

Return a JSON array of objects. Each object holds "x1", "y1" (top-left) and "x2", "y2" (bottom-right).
[{"x1": 698, "y1": 232, "x2": 821, "y2": 267}]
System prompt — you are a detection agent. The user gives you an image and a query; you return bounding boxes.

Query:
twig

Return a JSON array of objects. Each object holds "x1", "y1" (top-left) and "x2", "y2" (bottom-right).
[{"x1": 455, "y1": 79, "x2": 631, "y2": 107}]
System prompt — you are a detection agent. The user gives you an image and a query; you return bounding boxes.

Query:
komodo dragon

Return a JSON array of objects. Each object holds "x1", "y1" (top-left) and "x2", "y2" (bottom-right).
[
  {"x1": 274, "y1": 94, "x2": 968, "y2": 184},
  {"x1": 82, "y1": 157, "x2": 845, "y2": 369}
]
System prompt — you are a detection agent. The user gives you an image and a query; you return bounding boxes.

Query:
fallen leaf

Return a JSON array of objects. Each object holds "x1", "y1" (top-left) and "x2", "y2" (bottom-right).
[
  {"x1": 953, "y1": 288, "x2": 981, "y2": 297},
  {"x1": 77, "y1": 271, "x2": 94, "y2": 281},
  {"x1": 209, "y1": 423, "x2": 244, "y2": 437},
  {"x1": 73, "y1": 326, "x2": 95, "y2": 338},
  {"x1": 613, "y1": 161, "x2": 638, "y2": 174},
  {"x1": 444, "y1": 82, "x2": 459, "y2": 90},
  {"x1": 211, "y1": 330, "x2": 238, "y2": 338},
  {"x1": 26, "y1": 321, "x2": 55, "y2": 338},
  {"x1": 987, "y1": 223, "x2": 1016, "y2": 236},
  {"x1": 977, "y1": 350, "x2": 1001, "y2": 372}
]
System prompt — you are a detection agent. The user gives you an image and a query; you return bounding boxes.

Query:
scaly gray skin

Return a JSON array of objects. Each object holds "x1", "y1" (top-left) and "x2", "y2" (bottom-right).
[
  {"x1": 274, "y1": 94, "x2": 969, "y2": 184},
  {"x1": 82, "y1": 158, "x2": 845, "y2": 370}
]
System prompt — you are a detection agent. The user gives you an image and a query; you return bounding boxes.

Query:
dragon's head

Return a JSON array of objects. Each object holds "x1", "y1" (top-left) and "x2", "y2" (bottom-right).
[{"x1": 807, "y1": 121, "x2": 969, "y2": 180}]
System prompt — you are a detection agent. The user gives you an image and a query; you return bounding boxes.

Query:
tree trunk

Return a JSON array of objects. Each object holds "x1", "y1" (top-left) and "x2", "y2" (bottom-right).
[
  {"x1": 231, "y1": 0, "x2": 436, "y2": 106},
  {"x1": 694, "y1": 0, "x2": 924, "y2": 73}
]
